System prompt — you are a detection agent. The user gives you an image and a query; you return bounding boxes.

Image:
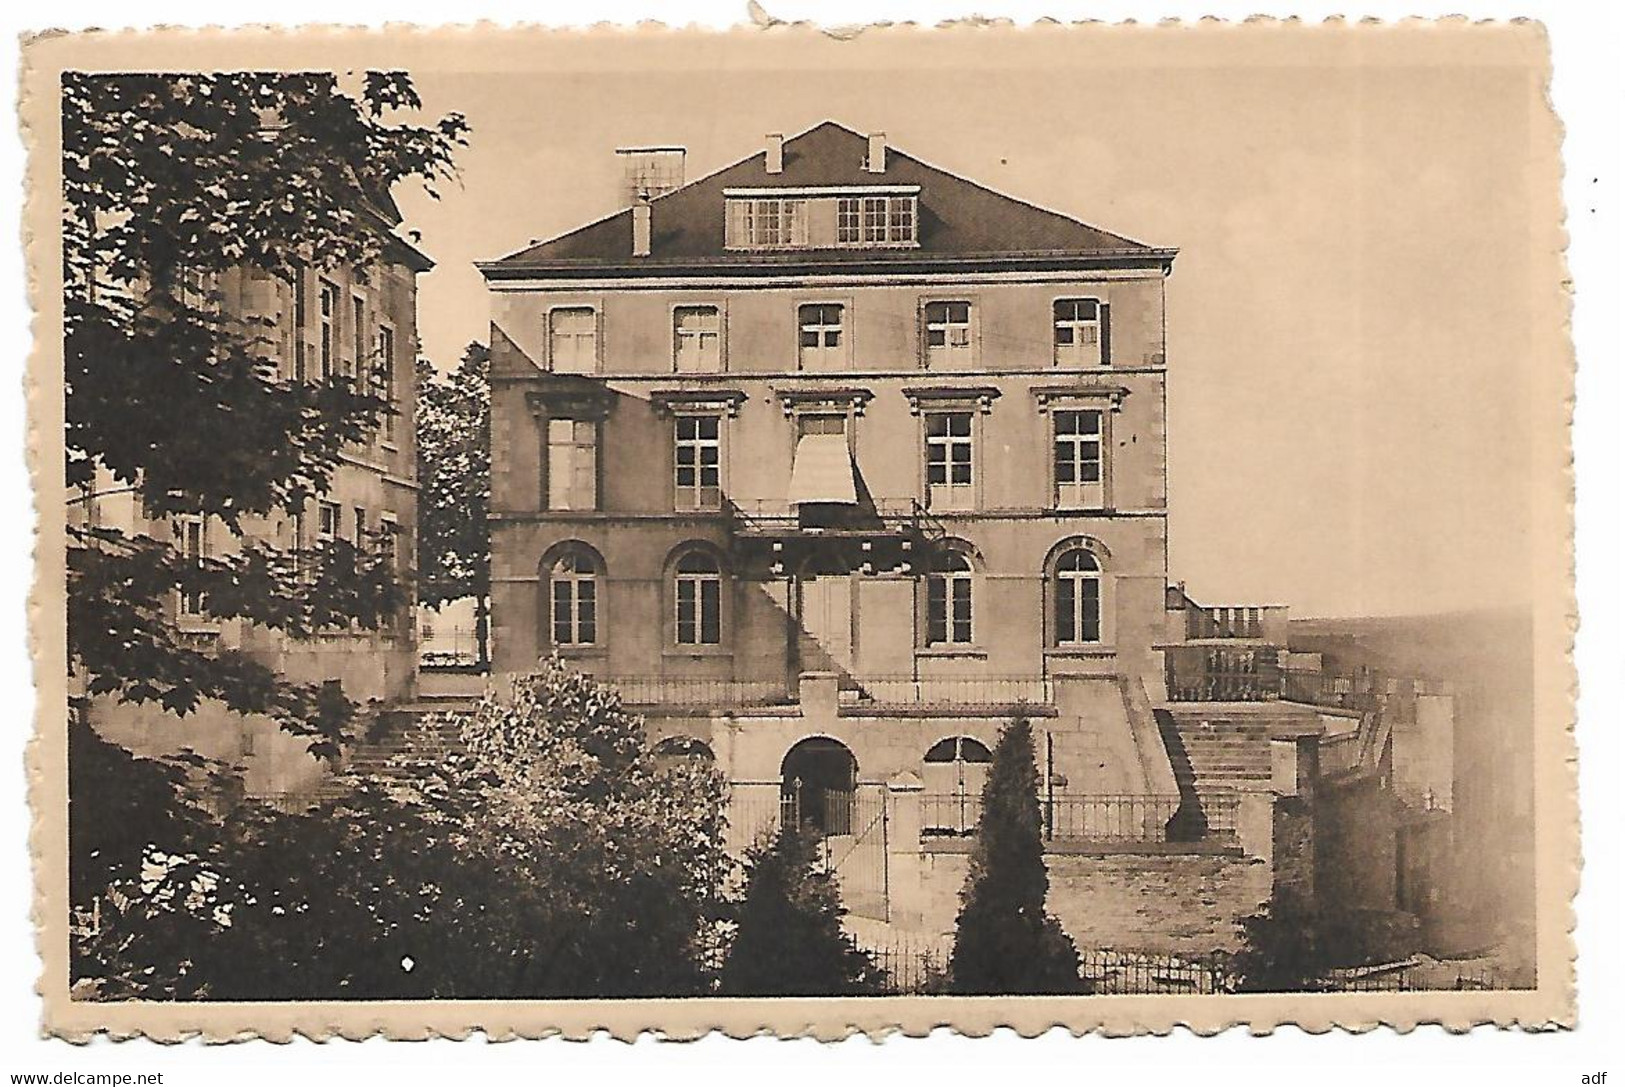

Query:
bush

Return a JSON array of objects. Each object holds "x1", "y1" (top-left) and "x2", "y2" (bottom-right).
[
  {"x1": 70, "y1": 660, "x2": 732, "y2": 1000},
  {"x1": 721, "y1": 826, "x2": 885, "y2": 996},
  {"x1": 948, "y1": 716, "x2": 1086, "y2": 995},
  {"x1": 1231, "y1": 897, "x2": 1421, "y2": 992}
]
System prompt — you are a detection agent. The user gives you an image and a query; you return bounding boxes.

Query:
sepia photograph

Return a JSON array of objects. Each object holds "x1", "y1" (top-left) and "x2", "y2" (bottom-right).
[{"x1": 19, "y1": 15, "x2": 1578, "y2": 1041}]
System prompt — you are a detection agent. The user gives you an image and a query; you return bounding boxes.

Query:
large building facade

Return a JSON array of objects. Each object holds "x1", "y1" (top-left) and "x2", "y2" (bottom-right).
[
  {"x1": 78, "y1": 203, "x2": 429, "y2": 801},
  {"x1": 479, "y1": 123, "x2": 1443, "y2": 949}
]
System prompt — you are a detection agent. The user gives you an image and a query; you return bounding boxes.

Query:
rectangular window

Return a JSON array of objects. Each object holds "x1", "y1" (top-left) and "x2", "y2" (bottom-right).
[
  {"x1": 546, "y1": 418, "x2": 599, "y2": 510},
  {"x1": 317, "y1": 500, "x2": 340, "y2": 541},
  {"x1": 925, "y1": 411, "x2": 974, "y2": 510},
  {"x1": 673, "y1": 306, "x2": 722, "y2": 373},
  {"x1": 798, "y1": 303, "x2": 845, "y2": 370},
  {"x1": 676, "y1": 576, "x2": 722, "y2": 645},
  {"x1": 1053, "y1": 409, "x2": 1104, "y2": 508},
  {"x1": 378, "y1": 514, "x2": 400, "y2": 572},
  {"x1": 552, "y1": 577, "x2": 597, "y2": 645},
  {"x1": 351, "y1": 296, "x2": 366, "y2": 380},
  {"x1": 924, "y1": 301, "x2": 973, "y2": 366},
  {"x1": 926, "y1": 573, "x2": 973, "y2": 645},
  {"x1": 726, "y1": 198, "x2": 809, "y2": 248},
  {"x1": 1056, "y1": 575, "x2": 1102, "y2": 645},
  {"x1": 377, "y1": 325, "x2": 397, "y2": 442},
  {"x1": 1054, "y1": 298, "x2": 1105, "y2": 367},
  {"x1": 177, "y1": 516, "x2": 206, "y2": 616},
  {"x1": 319, "y1": 282, "x2": 339, "y2": 381},
  {"x1": 862, "y1": 196, "x2": 887, "y2": 242},
  {"x1": 549, "y1": 307, "x2": 598, "y2": 373},
  {"x1": 888, "y1": 197, "x2": 915, "y2": 243},
  {"x1": 836, "y1": 198, "x2": 863, "y2": 243},
  {"x1": 728, "y1": 193, "x2": 915, "y2": 249},
  {"x1": 353, "y1": 506, "x2": 367, "y2": 547},
  {"x1": 292, "y1": 270, "x2": 308, "y2": 382},
  {"x1": 674, "y1": 415, "x2": 722, "y2": 511}
]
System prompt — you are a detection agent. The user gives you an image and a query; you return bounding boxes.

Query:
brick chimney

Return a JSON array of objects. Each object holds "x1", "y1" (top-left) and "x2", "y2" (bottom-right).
[
  {"x1": 865, "y1": 132, "x2": 887, "y2": 174},
  {"x1": 632, "y1": 198, "x2": 651, "y2": 258},
  {"x1": 765, "y1": 133, "x2": 784, "y2": 174}
]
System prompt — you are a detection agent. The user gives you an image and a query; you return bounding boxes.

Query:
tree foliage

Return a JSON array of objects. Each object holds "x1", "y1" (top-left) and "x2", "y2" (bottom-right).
[
  {"x1": 948, "y1": 716, "x2": 1085, "y2": 994},
  {"x1": 64, "y1": 71, "x2": 467, "y2": 752},
  {"x1": 720, "y1": 826, "x2": 884, "y2": 996},
  {"x1": 1230, "y1": 895, "x2": 1421, "y2": 993},
  {"x1": 415, "y1": 342, "x2": 491, "y2": 663},
  {"x1": 70, "y1": 661, "x2": 733, "y2": 1000}
]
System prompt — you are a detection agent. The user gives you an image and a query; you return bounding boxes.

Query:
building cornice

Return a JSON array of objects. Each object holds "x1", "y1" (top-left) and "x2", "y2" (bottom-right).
[
  {"x1": 478, "y1": 250, "x2": 1178, "y2": 288},
  {"x1": 772, "y1": 386, "x2": 875, "y2": 417},
  {"x1": 1031, "y1": 383, "x2": 1134, "y2": 412},
  {"x1": 649, "y1": 388, "x2": 749, "y2": 418},
  {"x1": 900, "y1": 385, "x2": 1002, "y2": 415}
]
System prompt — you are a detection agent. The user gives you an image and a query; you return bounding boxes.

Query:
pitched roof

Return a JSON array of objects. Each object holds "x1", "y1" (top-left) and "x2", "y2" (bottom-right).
[{"x1": 481, "y1": 121, "x2": 1172, "y2": 276}]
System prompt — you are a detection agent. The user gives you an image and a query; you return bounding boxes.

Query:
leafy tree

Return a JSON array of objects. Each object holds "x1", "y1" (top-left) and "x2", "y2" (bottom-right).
[
  {"x1": 948, "y1": 716, "x2": 1085, "y2": 994},
  {"x1": 720, "y1": 826, "x2": 884, "y2": 996},
  {"x1": 64, "y1": 71, "x2": 468, "y2": 755},
  {"x1": 71, "y1": 660, "x2": 733, "y2": 1000},
  {"x1": 415, "y1": 342, "x2": 491, "y2": 666}
]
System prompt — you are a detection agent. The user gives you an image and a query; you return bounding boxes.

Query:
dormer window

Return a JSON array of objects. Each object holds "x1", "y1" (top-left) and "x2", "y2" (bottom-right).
[
  {"x1": 725, "y1": 186, "x2": 921, "y2": 250},
  {"x1": 726, "y1": 197, "x2": 809, "y2": 248}
]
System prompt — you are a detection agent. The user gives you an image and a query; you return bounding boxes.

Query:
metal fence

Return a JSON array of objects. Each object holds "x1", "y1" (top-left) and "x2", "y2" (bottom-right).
[
  {"x1": 855, "y1": 941, "x2": 1508, "y2": 996},
  {"x1": 599, "y1": 676, "x2": 795, "y2": 707},
  {"x1": 843, "y1": 675, "x2": 1055, "y2": 710},
  {"x1": 919, "y1": 792, "x2": 1241, "y2": 844},
  {"x1": 860, "y1": 930, "x2": 951, "y2": 994},
  {"x1": 1080, "y1": 948, "x2": 1231, "y2": 994}
]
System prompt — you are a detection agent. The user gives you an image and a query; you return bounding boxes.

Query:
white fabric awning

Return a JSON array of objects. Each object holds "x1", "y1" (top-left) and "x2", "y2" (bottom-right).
[{"x1": 787, "y1": 433, "x2": 859, "y2": 506}]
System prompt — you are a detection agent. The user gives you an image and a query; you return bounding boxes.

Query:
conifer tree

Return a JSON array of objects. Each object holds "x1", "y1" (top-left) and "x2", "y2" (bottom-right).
[
  {"x1": 948, "y1": 716, "x2": 1085, "y2": 994},
  {"x1": 721, "y1": 825, "x2": 884, "y2": 996}
]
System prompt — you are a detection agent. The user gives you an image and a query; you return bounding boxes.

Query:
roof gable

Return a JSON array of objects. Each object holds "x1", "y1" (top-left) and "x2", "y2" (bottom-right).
[{"x1": 485, "y1": 121, "x2": 1166, "y2": 271}]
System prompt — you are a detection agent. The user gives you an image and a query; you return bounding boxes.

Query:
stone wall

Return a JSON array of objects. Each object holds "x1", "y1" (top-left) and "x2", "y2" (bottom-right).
[{"x1": 916, "y1": 844, "x2": 1271, "y2": 955}]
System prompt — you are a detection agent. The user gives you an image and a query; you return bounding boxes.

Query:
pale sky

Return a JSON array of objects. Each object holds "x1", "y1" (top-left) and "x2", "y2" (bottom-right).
[{"x1": 391, "y1": 28, "x2": 1554, "y2": 620}]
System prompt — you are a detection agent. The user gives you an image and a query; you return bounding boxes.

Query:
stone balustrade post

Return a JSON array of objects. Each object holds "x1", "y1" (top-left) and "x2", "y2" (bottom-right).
[{"x1": 885, "y1": 770, "x2": 925, "y2": 927}]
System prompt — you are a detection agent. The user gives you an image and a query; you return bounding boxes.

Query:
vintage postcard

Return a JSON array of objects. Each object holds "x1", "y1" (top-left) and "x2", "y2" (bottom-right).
[{"x1": 22, "y1": 18, "x2": 1574, "y2": 1040}]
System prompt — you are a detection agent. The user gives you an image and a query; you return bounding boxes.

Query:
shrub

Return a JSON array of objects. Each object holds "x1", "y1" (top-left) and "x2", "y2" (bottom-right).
[
  {"x1": 948, "y1": 716, "x2": 1086, "y2": 994},
  {"x1": 721, "y1": 826, "x2": 885, "y2": 996}
]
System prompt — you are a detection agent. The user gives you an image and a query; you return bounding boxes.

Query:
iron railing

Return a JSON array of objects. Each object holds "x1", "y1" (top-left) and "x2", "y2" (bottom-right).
[
  {"x1": 1080, "y1": 948, "x2": 1231, "y2": 994},
  {"x1": 726, "y1": 497, "x2": 946, "y2": 541},
  {"x1": 597, "y1": 675, "x2": 795, "y2": 708},
  {"x1": 842, "y1": 674, "x2": 1055, "y2": 710},
  {"x1": 1164, "y1": 645, "x2": 1282, "y2": 702},
  {"x1": 920, "y1": 791, "x2": 1241, "y2": 844}
]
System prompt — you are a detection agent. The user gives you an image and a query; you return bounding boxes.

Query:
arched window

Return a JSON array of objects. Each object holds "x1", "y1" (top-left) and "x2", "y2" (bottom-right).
[
  {"x1": 674, "y1": 551, "x2": 722, "y2": 645},
  {"x1": 1054, "y1": 547, "x2": 1102, "y2": 645},
  {"x1": 922, "y1": 737, "x2": 994, "y2": 836},
  {"x1": 653, "y1": 735, "x2": 716, "y2": 763},
  {"x1": 924, "y1": 737, "x2": 993, "y2": 765},
  {"x1": 926, "y1": 551, "x2": 974, "y2": 645},
  {"x1": 549, "y1": 549, "x2": 599, "y2": 645}
]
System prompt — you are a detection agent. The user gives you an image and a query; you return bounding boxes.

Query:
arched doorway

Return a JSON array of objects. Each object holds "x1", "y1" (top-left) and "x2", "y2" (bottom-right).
[
  {"x1": 781, "y1": 736, "x2": 858, "y2": 836},
  {"x1": 922, "y1": 736, "x2": 993, "y2": 836}
]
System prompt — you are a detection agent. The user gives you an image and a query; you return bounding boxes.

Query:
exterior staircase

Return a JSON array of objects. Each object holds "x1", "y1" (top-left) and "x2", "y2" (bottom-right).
[{"x1": 340, "y1": 708, "x2": 469, "y2": 780}]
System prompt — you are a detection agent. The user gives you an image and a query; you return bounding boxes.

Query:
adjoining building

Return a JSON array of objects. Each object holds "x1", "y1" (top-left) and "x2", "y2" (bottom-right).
[
  {"x1": 75, "y1": 191, "x2": 430, "y2": 803},
  {"x1": 476, "y1": 122, "x2": 1474, "y2": 955}
]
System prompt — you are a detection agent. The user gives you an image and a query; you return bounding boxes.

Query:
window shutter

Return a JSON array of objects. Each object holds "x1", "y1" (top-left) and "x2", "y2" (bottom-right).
[{"x1": 1099, "y1": 301, "x2": 1112, "y2": 366}]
